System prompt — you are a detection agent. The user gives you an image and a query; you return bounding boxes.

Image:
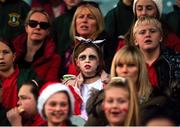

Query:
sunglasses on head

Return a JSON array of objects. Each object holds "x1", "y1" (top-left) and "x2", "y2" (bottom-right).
[{"x1": 28, "y1": 20, "x2": 50, "y2": 30}]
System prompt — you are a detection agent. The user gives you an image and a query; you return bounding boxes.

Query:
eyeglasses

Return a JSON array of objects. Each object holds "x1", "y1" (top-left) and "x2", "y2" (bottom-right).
[
  {"x1": 78, "y1": 54, "x2": 98, "y2": 61},
  {"x1": 28, "y1": 20, "x2": 50, "y2": 30}
]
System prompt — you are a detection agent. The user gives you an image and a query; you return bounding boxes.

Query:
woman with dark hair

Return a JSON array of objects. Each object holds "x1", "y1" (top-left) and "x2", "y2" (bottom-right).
[
  {"x1": 0, "y1": 38, "x2": 39, "y2": 125},
  {"x1": 7, "y1": 80, "x2": 46, "y2": 126},
  {"x1": 37, "y1": 82, "x2": 75, "y2": 126}
]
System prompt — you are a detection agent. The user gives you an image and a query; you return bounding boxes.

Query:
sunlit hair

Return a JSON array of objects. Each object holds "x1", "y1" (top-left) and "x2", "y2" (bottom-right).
[
  {"x1": 25, "y1": 7, "x2": 51, "y2": 26},
  {"x1": 132, "y1": 16, "x2": 163, "y2": 43},
  {"x1": 70, "y1": 3, "x2": 104, "y2": 41},
  {"x1": 104, "y1": 77, "x2": 140, "y2": 126},
  {"x1": 72, "y1": 42, "x2": 104, "y2": 74},
  {"x1": 111, "y1": 46, "x2": 152, "y2": 101}
]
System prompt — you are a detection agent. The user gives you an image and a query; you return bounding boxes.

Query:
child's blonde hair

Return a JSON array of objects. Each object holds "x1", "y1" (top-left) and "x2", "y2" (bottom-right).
[
  {"x1": 104, "y1": 77, "x2": 140, "y2": 126},
  {"x1": 133, "y1": 16, "x2": 163, "y2": 42}
]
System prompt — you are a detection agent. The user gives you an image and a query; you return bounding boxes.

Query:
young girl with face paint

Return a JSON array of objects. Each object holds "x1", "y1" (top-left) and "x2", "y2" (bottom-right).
[
  {"x1": 63, "y1": 42, "x2": 109, "y2": 120},
  {"x1": 103, "y1": 77, "x2": 140, "y2": 126},
  {"x1": 37, "y1": 82, "x2": 75, "y2": 126}
]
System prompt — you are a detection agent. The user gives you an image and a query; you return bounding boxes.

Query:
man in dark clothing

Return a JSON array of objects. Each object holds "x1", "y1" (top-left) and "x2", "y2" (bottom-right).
[
  {"x1": 52, "y1": 0, "x2": 81, "y2": 57},
  {"x1": 163, "y1": 1, "x2": 180, "y2": 37},
  {"x1": 51, "y1": 0, "x2": 81, "y2": 76},
  {"x1": 0, "y1": 0, "x2": 30, "y2": 42},
  {"x1": 105, "y1": 0, "x2": 134, "y2": 42}
]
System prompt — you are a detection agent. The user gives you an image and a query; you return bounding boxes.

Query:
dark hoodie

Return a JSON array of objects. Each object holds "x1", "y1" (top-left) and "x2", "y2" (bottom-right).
[{"x1": 0, "y1": 0, "x2": 30, "y2": 41}]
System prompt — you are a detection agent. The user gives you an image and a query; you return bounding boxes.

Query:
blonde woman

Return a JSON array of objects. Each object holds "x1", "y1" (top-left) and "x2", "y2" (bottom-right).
[
  {"x1": 85, "y1": 46, "x2": 146, "y2": 126},
  {"x1": 111, "y1": 45, "x2": 152, "y2": 103}
]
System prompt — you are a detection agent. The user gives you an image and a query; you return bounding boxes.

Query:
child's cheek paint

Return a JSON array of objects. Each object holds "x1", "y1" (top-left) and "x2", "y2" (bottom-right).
[{"x1": 122, "y1": 107, "x2": 128, "y2": 113}]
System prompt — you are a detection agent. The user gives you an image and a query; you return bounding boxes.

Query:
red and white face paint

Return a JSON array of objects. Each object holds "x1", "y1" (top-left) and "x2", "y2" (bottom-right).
[
  {"x1": 103, "y1": 87, "x2": 129, "y2": 126},
  {"x1": 44, "y1": 92, "x2": 70, "y2": 126}
]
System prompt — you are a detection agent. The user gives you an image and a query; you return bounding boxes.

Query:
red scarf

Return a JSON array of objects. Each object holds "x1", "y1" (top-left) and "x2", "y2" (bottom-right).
[{"x1": 1, "y1": 67, "x2": 19, "y2": 109}]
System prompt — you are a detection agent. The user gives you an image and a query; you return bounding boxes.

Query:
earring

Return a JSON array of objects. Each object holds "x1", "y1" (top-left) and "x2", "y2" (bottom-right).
[{"x1": 135, "y1": 42, "x2": 138, "y2": 46}]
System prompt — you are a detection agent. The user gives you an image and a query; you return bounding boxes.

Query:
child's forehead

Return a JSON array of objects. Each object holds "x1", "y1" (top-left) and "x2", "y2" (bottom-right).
[
  {"x1": 136, "y1": 20, "x2": 158, "y2": 27},
  {"x1": 137, "y1": 21, "x2": 156, "y2": 27},
  {"x1": 134, "y1": 22, "x2": 159, "y2": 32}
]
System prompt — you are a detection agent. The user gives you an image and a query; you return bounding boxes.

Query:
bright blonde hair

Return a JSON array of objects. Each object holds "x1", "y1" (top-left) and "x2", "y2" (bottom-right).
[
  {"x1": 111, "y1": 46, "x2": 152, "y2": 102},
  {"x1": 132, "y1": 16, "x2": 163, "y2": 43},
  {"x1": 70, "y1": 3, "x2": 104, "y2": 41}
]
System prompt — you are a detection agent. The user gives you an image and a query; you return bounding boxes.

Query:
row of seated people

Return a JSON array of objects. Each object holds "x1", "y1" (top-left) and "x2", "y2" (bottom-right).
[
  {"x1": 1, "y1": 16, "x2": 180, "y2": 125},
  {"x1": 1, "y1": 0, "x2": 180, "y2": 60},
  {"x1": 1, "y1": 75, "x2": 179, "y2": 126},
  {"x1": 1, "y1": 0, "x2": 180, "y2": 126}
]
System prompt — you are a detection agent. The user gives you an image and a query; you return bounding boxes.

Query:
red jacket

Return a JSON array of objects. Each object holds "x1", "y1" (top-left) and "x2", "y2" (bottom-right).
[
  {"x1": 13, "y1": 33, "x2": 61, "y2": 82},
  {"x1": 0, "y1": 65, "x2": 39, "y2": 110},
  {"x1": 0, "y1": 66, "x2": 19, "y2": 110},
  {"x1": 166, "y1": 32, "x2": 180, "y2": 52},
  {"x1": 23, "y1": 114, "x2": 46, "y2": 126}
]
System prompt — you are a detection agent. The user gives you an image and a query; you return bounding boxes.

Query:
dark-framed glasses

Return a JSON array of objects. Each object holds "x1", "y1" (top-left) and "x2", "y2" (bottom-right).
[{"x1": 28, "y1": 20, "x2": 50, "y2": 30}]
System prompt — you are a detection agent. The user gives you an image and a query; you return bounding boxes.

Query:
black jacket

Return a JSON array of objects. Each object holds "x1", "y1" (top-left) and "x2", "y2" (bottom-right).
[{"x1": 154, "y1": 46, "x2": 180, "y2": 95}]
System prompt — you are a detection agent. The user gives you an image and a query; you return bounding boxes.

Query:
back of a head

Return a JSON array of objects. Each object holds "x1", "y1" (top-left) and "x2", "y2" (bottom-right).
[{"x1": 143, "y1": 106, "x2": 178, "y2": 126}]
